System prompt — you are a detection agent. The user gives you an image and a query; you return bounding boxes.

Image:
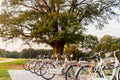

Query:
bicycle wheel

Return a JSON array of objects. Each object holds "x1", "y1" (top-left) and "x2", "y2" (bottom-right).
[
  {"x1": 76, "y1": 66, "x2": 101, "y2": 80},
  {"x1": 29, "y1": 60, "x2": 37, "y2": 73},
  {"x1": 65, "y1": 64, "x2": 79, "y2": 80},
  {"x1": 117, "y1": 68, "x2": 120, "y2": 80},
  {"x1": 23, "y1": 60, "x2": 31, "y2": 71},
  {"x1": 40, "y1": 62, "x2": 55, "y2": 80},
  {"x1": 34, "y1": 60, "x2": 42, "y2": 76}
]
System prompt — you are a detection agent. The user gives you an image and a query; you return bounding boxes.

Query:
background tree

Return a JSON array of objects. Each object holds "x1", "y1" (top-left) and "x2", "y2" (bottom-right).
[
  {"x1": 0, "y1": 48, "x2": 52, "y2": 58},
  {"x1": 115, "y1": 38, "x2": 120, "y2": 44},
  {"x1": 36, "y1": 49, "x2": 52, "y2": 57},
  {"x1": 20, "y1": 48, "x2": 37, "y2": 58},
  {"x1": 64, "y1": 44, "x2": 88, "y2": 60},
  {"x1": 111, "y1": 43, "x2": 120, "y2": 51},
  {"x1": 0, "y1": 49, "x2": 6, "y2": 57},
  {"x1": 100, "y1": 35, "x2": 116, "y2": 44},
  {"x1": 93, "y1": 43, "x2": 103, "y2": 52},
  {"x1": 94, "y1": 35, "x2": 120, "y2": 52},
  {"x1": 6, "y1": 51, "x2": 19, "y2": 58},
  {"x1": 80, "y1": 34, "x2": 98, "y2": 51},
  {"x1": 0, "y1": 0, "x2": 120, "y2": 57}
]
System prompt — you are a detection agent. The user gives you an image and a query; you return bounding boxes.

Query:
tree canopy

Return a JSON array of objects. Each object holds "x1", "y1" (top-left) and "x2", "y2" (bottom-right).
[
  {"x1": 94, "y1": 35, "x2": 120, "y2": 52},
  {"x1": 0, "y1": 0, "x2": 120, "y2": 56}
]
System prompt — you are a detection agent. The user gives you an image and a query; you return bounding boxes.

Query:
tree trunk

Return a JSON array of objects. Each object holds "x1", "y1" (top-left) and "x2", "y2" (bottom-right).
[{"x1": 51, "y1": 42, "x2": 65, "y2": 58}]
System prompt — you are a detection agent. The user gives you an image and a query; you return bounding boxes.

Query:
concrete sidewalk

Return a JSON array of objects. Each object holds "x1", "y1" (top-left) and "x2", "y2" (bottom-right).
[{"x1": 8, "y1": 70, "x2": 65, "y2": 80}]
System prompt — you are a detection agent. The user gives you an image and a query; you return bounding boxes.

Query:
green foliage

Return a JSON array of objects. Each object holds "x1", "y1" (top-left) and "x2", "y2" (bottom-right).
[
  {"x1": 94, "y1": 36, "x2": 120, "y2": 52},
  {"x1": 6, "y1": 51, "x2": 19, "y2": 58},
  {"x1": 0, "y1": 48, "x2": 52, "y2": 59},
  {"x1": 1, "y1": 0, "x2": 119, "y2": 42},
  {"x1": 10, "y1": 0, "x2": 22, "y2": 6},
  {"x1": 0, "y1": 50, "x2": 20, "y2": 58},
  {"x1": 36, "y1": 49, "x2": 52, "y2": 57},
  {"x1": 100, "y1": 35, "x2": 115, "y2": 44},
  {"x1": 0, "y1": 0, "x2": 120, "y2": 56},
  {"x1": 94, "y1": 43, "x2": 104, "y2": 52},
  {"x1": 111, "y1": 43, "x2": 120, "y2": 51},
  {"x1": 0, "y1": 69, "x2": 10, "y2": 80},
  {"x1": 115, "y1": 38, "x2": 120, "y2": 44},
  {"x1": 0, "y1": 59, "x2": 25, "y2": 65},
  {"x1": 20, "y1": 48, "x2": 37, "y2": 58},
  {"x1": 64, "y1": 44, "x2": 89, "y2": 60},
  {"x1": 20, "y1": 48, "x2": 52, "y2": 58},
  {"x1": 0, "y1": 49, "x2": 6, "y2": 57},
  {"x1": 81, "y1": 35, "x2": 98, "y2": 50},
  {"x1": 93, "y1": 36, "x2": 120, "y2": 60}
]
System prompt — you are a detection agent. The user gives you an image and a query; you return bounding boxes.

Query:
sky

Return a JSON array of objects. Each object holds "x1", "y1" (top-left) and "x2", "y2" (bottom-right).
[
  {"x1": 0, "y1": 38, "x2": 52, "y2": 52},
  {"x1": 0, "y1": 0, "x2": 120, "y2": 51},
  {"x1": 85, "y1": 19, "x2": 120, "y2": 38}
]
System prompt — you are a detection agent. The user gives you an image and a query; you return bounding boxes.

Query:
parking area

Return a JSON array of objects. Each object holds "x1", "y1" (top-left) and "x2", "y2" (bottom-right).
[{"x1": 8, "y1": 70, "x2": 65, "y2": 80}]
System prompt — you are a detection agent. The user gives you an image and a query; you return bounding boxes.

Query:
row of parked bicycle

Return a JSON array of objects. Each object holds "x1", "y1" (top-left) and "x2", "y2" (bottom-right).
[{"x1": 23, "y1": 50, "x2": 120, "y2": 80}]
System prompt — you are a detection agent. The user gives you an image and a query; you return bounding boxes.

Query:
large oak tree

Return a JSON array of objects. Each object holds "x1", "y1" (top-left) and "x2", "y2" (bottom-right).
[{"x1": 0, "y1": 0, "x2": 120, "y2": 57}]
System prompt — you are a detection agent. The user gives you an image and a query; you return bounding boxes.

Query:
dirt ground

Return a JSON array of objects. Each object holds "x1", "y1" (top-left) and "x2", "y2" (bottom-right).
[{"x1": 9, "y1": 64, "x2": 23, "y2": 69}]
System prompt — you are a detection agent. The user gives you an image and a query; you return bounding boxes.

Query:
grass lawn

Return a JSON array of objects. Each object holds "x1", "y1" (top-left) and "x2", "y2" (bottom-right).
[
  {"x1": 0, "y1": 68, "x2": 10, "y2": 80},
  {"x1": 0, "y1": 58, "x2": 26, "y2": 80}
]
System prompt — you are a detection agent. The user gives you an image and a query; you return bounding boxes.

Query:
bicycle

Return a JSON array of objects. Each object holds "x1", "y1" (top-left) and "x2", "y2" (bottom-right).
[
  {"x1": 23, "y1": 59, "x2": 33, "y2": 71},
  {"x1": 28, "y1": 59, "x2": 41, "y2": 73},
  {"x1": 40, "y1": 55, "x2": 76, "y2": 80},
  {"x1": 65, "y1": 61, "x2": 80, "y2": 80},
  {"x1": 76, "y1": 50, "x2": 120, "y2": 80},
  {"x1": 34, "y1": 57, "x2": 53, "y2": 76},
  {"x1": 33, "y1": 59, "x2": 43, "y2": 76},
  {"x1": 65, "y1": 57, "x2": 89, "y2": 80}
]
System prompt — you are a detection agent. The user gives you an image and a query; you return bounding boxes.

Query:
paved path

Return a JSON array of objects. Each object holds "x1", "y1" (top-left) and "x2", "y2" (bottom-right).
[
  {"x1": 0, "y1": 58, "x2": 17, "y2": 63},
  {"x1": 8, "y1": 70, "x2": 65, "y2": 80}
]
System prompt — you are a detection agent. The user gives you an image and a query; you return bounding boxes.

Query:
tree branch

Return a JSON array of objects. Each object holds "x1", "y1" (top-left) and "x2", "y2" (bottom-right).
[
  {"x1": 41, "y1": 0, "x2": 51, "y2": 13},
  {"x1": 76, "y1": 0, "x2": 86, "y2": 6},
  {"x1": 34, "y1": 0, "x2": 46, "y2": 14},
  {"x1": 18, "y1": 3, "x2": 44, "y2": 14},
  {"x1": 100, "y1": 1, "x2": 120, "y2": 12},
  {"x1": 56, "y1": 0, "x2": 60, "y2": 13},
  {"x1": 69, "y1": 0, "x2": 77, "y2": 13}
]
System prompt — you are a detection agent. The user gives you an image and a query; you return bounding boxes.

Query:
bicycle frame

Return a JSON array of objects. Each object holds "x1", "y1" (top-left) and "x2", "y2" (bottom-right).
[
  {"x1": 48, "y1": 57, "x2": 68, "y2": 75},
  {"x1": 90, "y1": 51, "x2": 120, "y2": 80}
]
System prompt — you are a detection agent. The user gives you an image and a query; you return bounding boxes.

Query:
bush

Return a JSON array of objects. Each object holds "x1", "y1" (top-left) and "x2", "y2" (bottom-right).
[
  {"x1": 6, "y1": 51, "x2": 19, "y2": 58},
  {"x1": 20, "y1": 48, "x2": 52, "y2": 58}
]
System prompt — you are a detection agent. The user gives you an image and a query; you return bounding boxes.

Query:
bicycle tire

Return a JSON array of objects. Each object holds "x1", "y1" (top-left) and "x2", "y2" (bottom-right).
[
  {"x1": 117, "y1": 68, "x2": 120, "y2": 80},
  {"x1": 76, "y1": 65, "x2": 102, "y2": 80},
  {"x1": 23, "y1": 60, "x2": 31, "y2": 71},
  {"x1": 28, "y1": 60, "x2": 37, "y2": 73},
  {"x1": 34, "y1": 60, "x2": 42, "y2": 76},
  {"x1": 40, "y1": 62, "x2": 55, "y2": 80},
  {"x1": 65, "y1": 64, "x2": 79, "y2": 80}
]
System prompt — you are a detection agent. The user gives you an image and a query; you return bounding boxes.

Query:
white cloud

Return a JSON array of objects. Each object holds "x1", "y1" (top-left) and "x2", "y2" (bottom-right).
[{"x1": 85, "y1": 20, "x2": 120, "y2": 38}]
